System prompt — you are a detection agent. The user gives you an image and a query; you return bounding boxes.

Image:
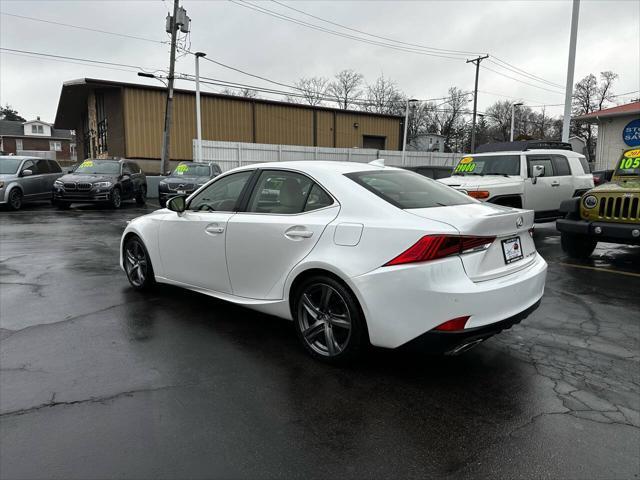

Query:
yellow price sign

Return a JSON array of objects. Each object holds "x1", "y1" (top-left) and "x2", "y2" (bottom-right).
[
  {"x1": 80, "y1": 160, "x2": 94, "y2": 168},
  {"x1": 459, "y1": 157, "x2": 474, "y2": 164},
  {"x1": 624, "y1": 149, "x2": 640, "y2": 158}
]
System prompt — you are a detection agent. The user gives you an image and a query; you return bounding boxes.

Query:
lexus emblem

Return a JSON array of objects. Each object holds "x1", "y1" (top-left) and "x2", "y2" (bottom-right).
[{"x1": 516, "y1": 216, "x2": 524, "y2": 228}]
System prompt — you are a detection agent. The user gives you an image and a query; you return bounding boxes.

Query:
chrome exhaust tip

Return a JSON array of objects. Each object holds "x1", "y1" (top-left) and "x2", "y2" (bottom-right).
[{"x1": 447, "y1": 338, "x2": 485, "y2": 355}]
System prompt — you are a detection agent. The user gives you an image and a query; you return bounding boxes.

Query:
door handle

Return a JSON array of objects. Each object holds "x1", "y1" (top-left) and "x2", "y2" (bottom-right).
[
  {"x1": 205, "y1": 224, "x2": 225, "y2": 235},
  {"x1": 551, "y1": 182, "x2": 560, "y2": 187},
  {"x1": 285, "y1": 229, "x2": 313, "y2": 239}
]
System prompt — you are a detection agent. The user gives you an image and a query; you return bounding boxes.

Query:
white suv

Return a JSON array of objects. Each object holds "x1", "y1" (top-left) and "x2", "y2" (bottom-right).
[{"x1": 439, "y1": 141, "x2": 593, "y2": 221}]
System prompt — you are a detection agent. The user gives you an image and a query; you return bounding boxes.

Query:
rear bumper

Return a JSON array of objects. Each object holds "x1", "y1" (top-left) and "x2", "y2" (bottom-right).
[
  {"x1": 557, "y1": 218, "x2": 640, "y2": 244},
  {"x1": 350, "y1": 253, "x2": 547, "y2": 349},
  {"x1": 401, "y1": 300, "x2": 540, "y2": 354}
]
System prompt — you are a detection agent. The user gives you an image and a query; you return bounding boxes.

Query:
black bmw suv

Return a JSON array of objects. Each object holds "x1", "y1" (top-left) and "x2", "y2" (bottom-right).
[
  {"x1": 53, "y1": 159, "x2": 147, "y2": 209},
  {"x1": 158, "y1": 161, "x2": 221, "y2": 207}
]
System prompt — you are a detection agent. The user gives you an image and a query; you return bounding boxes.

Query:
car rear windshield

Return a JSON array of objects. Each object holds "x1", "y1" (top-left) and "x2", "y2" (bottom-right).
[
  {"x1": 0, "y1": 158, "x2": 22, "y2": 174},
  {"x1": 453, "y1": 155, "x2": 521, "y2": 176},
  {"x1": 171, "y1": 163, "x2": 211, "y2": 177},
  {"x1": 345, "y1": 170, "x2": 474, "y2": 209},
  {"x1": 74, "y1": 160, "x2": 120, "y2": 175}
]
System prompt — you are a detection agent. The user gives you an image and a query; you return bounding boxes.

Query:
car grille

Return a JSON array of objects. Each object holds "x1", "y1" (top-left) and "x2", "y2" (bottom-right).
[
  {"x1": 597, "y1": 195, "x2": 640, "y2": 221},
  {"x1": 168, "y1": 183, "x2": 195, "y2": 191},
  {"x1": 63, "y1": 182, "x2": 92, "y2": 191}
]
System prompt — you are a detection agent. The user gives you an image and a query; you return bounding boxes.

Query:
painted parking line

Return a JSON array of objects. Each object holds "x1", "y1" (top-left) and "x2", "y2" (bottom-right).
[{"x1": 557, "y1": 262, "x2": 640, "y2": 278}]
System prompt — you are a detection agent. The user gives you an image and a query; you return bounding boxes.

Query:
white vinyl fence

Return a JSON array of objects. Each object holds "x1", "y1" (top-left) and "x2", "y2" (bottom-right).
[{"x1": 194, "y1": 140, "x2": 463, "y2": 172}]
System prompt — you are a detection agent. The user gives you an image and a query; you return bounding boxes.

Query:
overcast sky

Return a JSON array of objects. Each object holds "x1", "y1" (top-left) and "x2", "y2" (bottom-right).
[{"x1": 1, "y1": 0, "x2": 638, "y2": 123}]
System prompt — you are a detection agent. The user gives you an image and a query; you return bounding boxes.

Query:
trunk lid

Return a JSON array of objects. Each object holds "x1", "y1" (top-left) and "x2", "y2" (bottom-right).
[{"x1": 406, "y1": 203, "x2": 537, "y2": 282}]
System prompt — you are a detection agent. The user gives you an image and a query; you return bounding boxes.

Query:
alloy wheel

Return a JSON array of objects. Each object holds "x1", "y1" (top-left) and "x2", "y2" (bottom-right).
[
  {"x1": 112, "y1": 189, "x2": 121, "y2": 208},
  {"x1": 9, "y1": 190, "x2": 22, "y2": 210},
  {"x1": 124, "y1": 239, "x2": 148, "y2": 287},
  {"x1": 297, "y1": 283, "x2": 352, "y2": 357}
]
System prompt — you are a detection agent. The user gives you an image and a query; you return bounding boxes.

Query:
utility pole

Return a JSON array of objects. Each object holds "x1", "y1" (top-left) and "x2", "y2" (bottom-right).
[
  {"x1": 195, "y1": 52, "x2": 206, "y2": 162},
  {"x1": 466, "y1": 54, "x2": 489, "y2": 153},
  {"x1": 510, "y1": 102, "x2": 524, "y2": 141},
  {"x1": 562, "y1": 0, "x2": 580, "y2": 142},
  {"x1": 160, "y1": 0, "x2": 190, "y2": 174},
  {"x1": 402, "y1": 99, "x2": 419, "y2": 165}
]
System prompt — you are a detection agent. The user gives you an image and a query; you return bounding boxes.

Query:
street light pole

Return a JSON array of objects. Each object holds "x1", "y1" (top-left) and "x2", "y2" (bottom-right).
[
  {"x1": 510, "y1": 102, "x2": 524, "y2": 142},
  {"x1": 195, "y1": 52, "x2": 206, "y2": 162},
  {"x1": 402, "y1": 98, "x2": 419, "y2": 165},
  {"x1": 562, "y1": 0, "x2": 580, "y2": 142}
]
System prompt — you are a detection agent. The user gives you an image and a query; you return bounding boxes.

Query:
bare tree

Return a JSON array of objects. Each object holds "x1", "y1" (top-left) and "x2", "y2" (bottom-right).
[
  {"x1": 426, "y1": 87, "x2": 470, "y2": 151},
  {"x1": 287, "y1": 77, "x2": 329, "y2": 106},
  {"x1": 484, "y1": 100, "x2": 513, "y2": 142},
  {"x1": 328, "y1": 69, "x2": 364, "y2": 110},
  {"x1": 571, "y1": 71, "x2": 618, "y2": 160},
  {"x1": 364, "y1": 75, "x2": 405, "y2": 115},
  {"x1": 220, "y1": 87, "x2": 259, "y2": 99}
]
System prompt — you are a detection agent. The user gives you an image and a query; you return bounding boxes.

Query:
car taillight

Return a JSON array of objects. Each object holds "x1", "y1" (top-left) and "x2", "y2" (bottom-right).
[
  {"x1": 384, "y1": 234, "x2": 496, "y2": 266},
  {"x1": 468, "y1": 190, "x2": 490, "y2": 199},
  {"x1": 434, "y1": 316, "x2": 470, "y2": 331}
]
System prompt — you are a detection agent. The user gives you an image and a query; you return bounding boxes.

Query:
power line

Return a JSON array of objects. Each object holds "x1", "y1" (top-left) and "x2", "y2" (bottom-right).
[
  {"x1": 481, "y1": 65, "x2": 565, "y2": 95},
  {"x1": 490, "y1": 57, "x2": 564, "y2": 89},
  {"x1": 270, "y1": 0, "x2": 482, "y2": 57},
  {"x1": 486, "y1": 59, "x2": 563, "y2": 90},
  {"x1": 0, "y1": 47, "x2": 162, "y2": 72},
  {"x1": 0, "y1": 51, "x2": 141, "y2": 74},
  {"x1": 228, "y1": 0, "x2": 465, "y2": 61},
  {"x1": 0, "y1": 12, "x2": 167, "y2": 45},
  {"x1": 262, "y1": 0, "x2": 564, "y2": 91}
]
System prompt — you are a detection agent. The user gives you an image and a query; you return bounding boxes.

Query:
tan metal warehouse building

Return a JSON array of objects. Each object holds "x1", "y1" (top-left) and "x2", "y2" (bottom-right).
[{"x1": 54, "y1": 78, "x2": 403, "y2": 172}]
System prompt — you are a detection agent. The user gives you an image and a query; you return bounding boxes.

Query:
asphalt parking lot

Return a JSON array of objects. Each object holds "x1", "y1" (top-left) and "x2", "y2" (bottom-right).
[{"x1": 1, "y1": 202, "x2": 639, "y2": 480}]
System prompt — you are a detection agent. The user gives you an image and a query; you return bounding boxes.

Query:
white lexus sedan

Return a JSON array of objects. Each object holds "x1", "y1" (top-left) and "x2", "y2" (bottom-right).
[{"x1": 120, "y1": 161, "x2": 547, "y2": 363}]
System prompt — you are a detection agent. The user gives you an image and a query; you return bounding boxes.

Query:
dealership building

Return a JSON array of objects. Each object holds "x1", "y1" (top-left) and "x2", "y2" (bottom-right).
[
  {"x1": 573, "y1": 100, "x2": 640, "y2": 170},
  {"x1": 53, "y1": 78, "x2": 403, "y2": 173}
]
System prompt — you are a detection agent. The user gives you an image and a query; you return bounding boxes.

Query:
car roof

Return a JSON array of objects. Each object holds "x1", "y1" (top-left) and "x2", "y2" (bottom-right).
[
  {"x1": 232, "y1": 160, "x2": 402, "y2": 175},
  {"x1": 469, "y1": 149, "x2": 582, "y2": 157},
  {"x1": 0, "y1": 155, "x2": 49, "y2": 161}
]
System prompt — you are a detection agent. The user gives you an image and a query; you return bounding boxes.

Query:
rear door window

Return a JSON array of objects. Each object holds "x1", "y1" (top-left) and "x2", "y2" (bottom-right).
[
  {"x1": 577, "y1": 156, "x2": 591, "y2": 174},
  {"x1": 551, "y1": 155, "x2": 571, "y2": 176},
  {"x1": 47, "y1": 160, "x2": 62, "y2": 173},
  {"x1": 345, "y1": 170, "x2": 473, "y2": 209},
  {"x1": 247, "y1": 170, "x2": 314, "y2": 214},
  {"x1": 33, "y1": 160, "x2": 50, "y2": 174}
]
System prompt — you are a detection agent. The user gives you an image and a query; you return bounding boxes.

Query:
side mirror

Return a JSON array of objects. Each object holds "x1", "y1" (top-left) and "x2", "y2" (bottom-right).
[
  {"x1": 167, "y1": 195, "x2": 186, "y2": 213},
  {"x1": 67, "y1": 168, "x2": 75, "y2": 174},
  {"x1": 165, "y1": 171, "x2": 172, "y2": 176},
  {"x1": 531, "y1": 165, "x2": 544, "y2": 184},
  {"x1": 21, "y1": 169, "x2": 33, "y2": 177}
]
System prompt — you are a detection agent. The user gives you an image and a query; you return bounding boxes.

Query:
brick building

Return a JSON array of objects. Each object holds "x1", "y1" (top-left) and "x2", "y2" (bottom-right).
[{"x1": 0, "y1": 118, "x2": 75, "y2": 162}]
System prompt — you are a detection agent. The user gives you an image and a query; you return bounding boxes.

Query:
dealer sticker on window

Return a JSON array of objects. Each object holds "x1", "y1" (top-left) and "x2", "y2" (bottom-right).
[{"x1": 501, "y1": 237, "x2": 524, "y2": 264}]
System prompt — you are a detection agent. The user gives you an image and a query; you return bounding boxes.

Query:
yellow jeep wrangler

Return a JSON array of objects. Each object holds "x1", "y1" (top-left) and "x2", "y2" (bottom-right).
[{"x1": 556, "y1": 147, "x2": 640, "y2": 259}]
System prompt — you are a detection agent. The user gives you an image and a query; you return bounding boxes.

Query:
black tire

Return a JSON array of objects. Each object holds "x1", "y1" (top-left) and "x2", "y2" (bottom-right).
[
  {"x1": 292, "y1": 275, "x2": 367, "y2": 364},
  {"x1": 110, "y1": 187, "x2": 122, "y2": 209},
  {"x1": 123, "y1": 235, "x2": 155, "y2": 290},
  {"x1": 7, "y1": 189, "x2": 23, "y2": 210},
  {"x1": 561, "y1": 232, "x2": 597, "y2": 259},
  {"x1": 135, "y1": 186, "x2": 147, "y2": 205},
  {"x1": 55, "y1": 201, "x2": 71, "y2": 210}
]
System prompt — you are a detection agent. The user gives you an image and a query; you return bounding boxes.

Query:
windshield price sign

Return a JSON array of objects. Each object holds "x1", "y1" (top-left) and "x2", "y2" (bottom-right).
[
  {"x1": 454, "y1": 157, "x2": 476, "y2": 173},
  {"x1": 175, "y1": 164, "x2": 190, "y2": 175}
]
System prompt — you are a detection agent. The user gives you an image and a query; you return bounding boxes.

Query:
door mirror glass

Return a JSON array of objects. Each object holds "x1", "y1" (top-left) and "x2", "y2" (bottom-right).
[
  {"x1": 21, "y1": 169, "x2": 33, "y2": 177},
  {"x1": 167, "y1": 195, "x2": 186, "y2": 212},
  {"x1": 532, "y1": 165, "x2": 544, "y2": 184}
]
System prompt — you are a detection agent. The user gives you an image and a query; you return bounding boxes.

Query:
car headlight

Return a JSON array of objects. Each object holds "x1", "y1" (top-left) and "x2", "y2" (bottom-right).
[
  {"x1": 54, "y1": 180, "x2": 63, "y2": 187},
  {"x1": 93, "y1": 181, "x2": 112, "y2": 188},
  {"x1": 583, "y1": 195, "x2": 598, "y2": 209}
]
